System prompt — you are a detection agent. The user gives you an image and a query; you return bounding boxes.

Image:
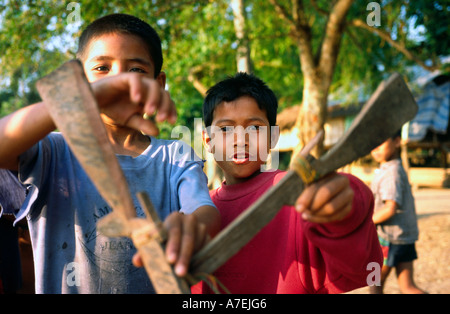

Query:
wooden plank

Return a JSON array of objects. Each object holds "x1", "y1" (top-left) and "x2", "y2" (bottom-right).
[
  {"x1": 36, "y1": 60, "x2": 136, "y2": 221},
  {"x1": 134, "y1": 192, "x2": 190, "y2": 294}
]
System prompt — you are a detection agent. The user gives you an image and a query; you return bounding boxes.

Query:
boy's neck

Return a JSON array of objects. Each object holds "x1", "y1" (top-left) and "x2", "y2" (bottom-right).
[
  {"x1": 105, "y1": 124, "x2": 150, "y2": 157},
  {"x1": 224, "y1": 169, "x2": 262, "y2": 186},
  {"x1": 380, "y1": 154, "x2": 400, "y2": 165}
]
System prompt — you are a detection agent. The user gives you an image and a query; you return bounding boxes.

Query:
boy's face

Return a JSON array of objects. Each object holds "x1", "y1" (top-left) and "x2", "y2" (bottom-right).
[
  {"x1": 81, "y1": 32, "x2": 166, "y2": 127},
  {"x1": 371, "y1": 137, "x2": 401, "y2": 163},
  {"x1": 205, "y1": 96, "x2": 277, "y2": 185},
  {"x1": 82, "y1": 32, "x2": 165, "y2": 86}
]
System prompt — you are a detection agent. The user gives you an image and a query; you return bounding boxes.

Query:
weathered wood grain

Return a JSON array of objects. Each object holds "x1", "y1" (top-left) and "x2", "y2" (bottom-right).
[{"x1": 36, "y1": 60, "x2": 136, "y2": 221}]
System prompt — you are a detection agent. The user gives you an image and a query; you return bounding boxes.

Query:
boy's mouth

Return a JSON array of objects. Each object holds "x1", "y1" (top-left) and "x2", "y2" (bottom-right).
[{"x1": 231, "y1": 152, "x2": 250, "y2": 164}]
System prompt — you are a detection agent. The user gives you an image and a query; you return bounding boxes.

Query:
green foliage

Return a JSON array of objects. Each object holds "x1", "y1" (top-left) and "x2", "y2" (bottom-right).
[
  {"x1": 1, "y1": 0, "x2": 448, "y2": 136},
  {"x1": 406, "y1": 1, "x2": 450, "y2": 59}
]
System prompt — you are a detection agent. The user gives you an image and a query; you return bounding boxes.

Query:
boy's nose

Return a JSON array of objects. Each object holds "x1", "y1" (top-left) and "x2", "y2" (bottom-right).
[
  {"x1": 234, "y1": 126, "x2": 248, "y2": 147},
  {"x1": 110, "y1": 63, "x2": 127, "y2": 75}
]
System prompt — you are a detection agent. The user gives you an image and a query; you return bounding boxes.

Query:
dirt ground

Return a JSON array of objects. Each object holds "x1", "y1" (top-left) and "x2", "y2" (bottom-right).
[{"x1": 349, "y1": 187, "x2": 450, "y2": 294}]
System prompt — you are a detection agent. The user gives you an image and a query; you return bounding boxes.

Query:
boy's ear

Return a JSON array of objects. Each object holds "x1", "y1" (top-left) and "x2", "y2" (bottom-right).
[
  {"x1": 394, "y1": 136, "x2": 402, "y2": 149},
  {"x1": 202, "y1": 129, "x2": 213, "y2": 153},
  {"x1": 156, "y1": 71, "x2": 167, "y2": 88},
  {"x1": 270, "y1": 125, "x2": 280, "y2": 149}
]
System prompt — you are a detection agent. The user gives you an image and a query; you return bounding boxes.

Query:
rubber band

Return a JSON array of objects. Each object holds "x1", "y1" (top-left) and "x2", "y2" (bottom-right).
[
  {"x1": 290, "y1": 155, "x2": 318, "y2": 184},
  {"x1": 188, "y1": 272, "x2": 231, "y2": 294}
]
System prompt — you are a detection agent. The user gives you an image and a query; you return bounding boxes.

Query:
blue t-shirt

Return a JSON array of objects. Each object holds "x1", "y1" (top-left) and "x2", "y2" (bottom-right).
[{"x1": 15, "y1": 133, "x2": 215, "y2": 294}]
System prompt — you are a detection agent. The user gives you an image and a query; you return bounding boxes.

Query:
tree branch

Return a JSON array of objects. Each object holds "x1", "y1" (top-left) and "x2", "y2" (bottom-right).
[
  {"x1": 188, "y1": 66, "x2": 208, "y2": 97},
  {"x1": 344, "y1": 26, "x2": 365, "y2": 53},
  {"x1": 269, "y1": 0, "x2": 316, "y2": 77},
  {"x1": 318, "y1": 0, "x2": 355, "y2": 80},
  {"x1": 291, "y1": 0, "x2": 309, "y2": 29},
  {"x1": 310, "y1": 0, "x2": 329, "y2": 16},
  {"x1": 268, "y1": 0, "x2": 296, "y2": 30},
  {"x1": 349, "y1": 18, "x2": 439, "y2": 72},
  {"x1": 153, "y1": 0, "x2": 210, "y2": 15}
]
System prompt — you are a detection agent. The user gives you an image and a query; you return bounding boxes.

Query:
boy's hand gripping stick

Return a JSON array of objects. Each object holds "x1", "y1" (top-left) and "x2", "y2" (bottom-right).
[
  {"x1": 36, "y1": 60, "x2": 190, "y2": 294},
  {"x1": 37, "y1": 60, "x2": 418, "y2": 293}
]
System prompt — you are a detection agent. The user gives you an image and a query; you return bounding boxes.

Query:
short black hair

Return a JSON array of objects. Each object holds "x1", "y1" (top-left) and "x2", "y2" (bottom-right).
[
  {"x1": 76, "y1": 13, "x2": 163, "y2": 78},
  {"x1": 392, "y1": 129, "x2": 402, "y2": 139},
  {"x1": 203, "y1": 72, "x2": 278, "y2": 128}
]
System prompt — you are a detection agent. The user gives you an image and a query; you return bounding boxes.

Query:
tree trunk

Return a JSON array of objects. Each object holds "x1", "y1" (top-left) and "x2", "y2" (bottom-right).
[
  {"x1": 231, "y1": 0, "x2": 252, "y2": 73},
  {"x1": 286, "y1": 0, "x2": 353, "y2": 157},
  {"x1": 295, "y1": 73, "x2": 329, "y2": 157}
]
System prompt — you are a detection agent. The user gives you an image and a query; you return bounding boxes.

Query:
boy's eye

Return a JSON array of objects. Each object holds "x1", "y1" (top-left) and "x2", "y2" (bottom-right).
[
  {"x1": 94, "y1": 66, "x2": 109, "y2": 72},
  {"x1": 129, "y1": 67, "x2": 147, "y2": 74},
  {"x1": 246, "y1": 125, "x2": 261, "y2": 132},
  {"x1": 220, "y1": 126, "x2": 234, "y2": 133}
]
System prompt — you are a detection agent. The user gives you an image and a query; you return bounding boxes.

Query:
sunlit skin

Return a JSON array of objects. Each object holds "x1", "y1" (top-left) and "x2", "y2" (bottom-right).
[
  {"x1": 204, "y1": 96, "x2": 273, "y2": 185},
  {"x1": 370, "y1": 137, "x2": 401, "y2": 164},
  {"x1": 203, "y1": 95, "x2": 355, "y2": 223},
  {"x1": 80, "y1": 33, "x2": 174, "y2": 157},
  {"x1": 370, "y1": 137, "x2": 401, "y2": 225}
]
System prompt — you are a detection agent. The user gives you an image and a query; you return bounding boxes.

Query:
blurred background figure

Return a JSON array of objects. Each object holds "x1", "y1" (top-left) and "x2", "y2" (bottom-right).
[{"x1": 0, "y1": 169, "x2": 34, "y2": 294}]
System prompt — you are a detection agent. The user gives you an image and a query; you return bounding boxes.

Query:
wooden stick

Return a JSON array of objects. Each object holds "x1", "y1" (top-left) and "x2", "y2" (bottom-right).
[{"x1": 36, "y1": 60, "x2": 136, "y2": 222}]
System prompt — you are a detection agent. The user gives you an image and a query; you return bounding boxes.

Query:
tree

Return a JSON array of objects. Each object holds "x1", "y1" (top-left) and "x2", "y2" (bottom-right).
[
  {"x1": 1, "y1": 0, "x2": 448, "y2": 159},
  {"x1": 231, "y1": 0, "x2": 252, "y2": 73},
  {"x1": 267, "y1": 0, "x2": 354, "y2": 157},
  {"x1": 266, "y1": 0, "x2": 448, "y2": 157}
]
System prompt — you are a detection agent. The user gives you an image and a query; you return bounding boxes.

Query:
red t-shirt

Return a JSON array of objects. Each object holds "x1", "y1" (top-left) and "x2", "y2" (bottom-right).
[{"x1": 192, "y1": 170, "x2": 382, "y2": 294}]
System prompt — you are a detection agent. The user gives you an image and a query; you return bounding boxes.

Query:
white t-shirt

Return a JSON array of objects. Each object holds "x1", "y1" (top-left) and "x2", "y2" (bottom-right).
[{"x1": 371, "y1": 158, "x2": 419, "y2": 244}]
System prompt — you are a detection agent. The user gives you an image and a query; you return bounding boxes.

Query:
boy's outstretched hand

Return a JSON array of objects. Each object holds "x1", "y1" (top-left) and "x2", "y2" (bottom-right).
[
  {"x1": 295, "y1": 172, "x2": 354, "y2": 224},
  {"x1": 91, "y1": 72, "x2": 177, "y2": 135}
]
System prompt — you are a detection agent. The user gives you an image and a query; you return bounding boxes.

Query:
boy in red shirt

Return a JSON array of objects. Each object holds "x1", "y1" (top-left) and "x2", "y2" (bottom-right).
[{"x1": 193, "y1": 73, "x2": 382, "y2": 294}]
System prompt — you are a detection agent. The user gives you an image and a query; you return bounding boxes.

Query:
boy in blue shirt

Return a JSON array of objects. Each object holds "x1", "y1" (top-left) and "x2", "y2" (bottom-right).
[{"x1": 0, "y1": 14, "x2": 219, "y2": 293}]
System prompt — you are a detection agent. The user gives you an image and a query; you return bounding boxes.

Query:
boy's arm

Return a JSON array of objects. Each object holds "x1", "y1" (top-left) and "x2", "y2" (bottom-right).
[
  {"x1": 0, "y1": 102, "x2": 56, "y2": 170},
  {"x1": 0, "y1": 72, "x2": 176, "y2": 170},
  {"x1": 192, "y1": 205, "x2": 221, "y2": 239},
  {"x1": 163, "y1": 205, "x2": 220, "y2": 277},
  {"x1": 296, "y1": 173, "x2": 382, "y2": 292},
  {"x1": 372, "y1": 200, "x2": 397, "y2": 224}
]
